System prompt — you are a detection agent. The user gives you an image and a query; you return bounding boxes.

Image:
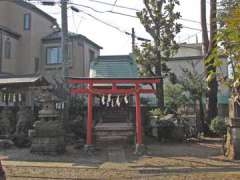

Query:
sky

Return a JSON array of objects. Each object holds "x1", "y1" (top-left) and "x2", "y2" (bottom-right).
[{"x1": 32, "y1": 0, "x2": 210, "y2": 55}]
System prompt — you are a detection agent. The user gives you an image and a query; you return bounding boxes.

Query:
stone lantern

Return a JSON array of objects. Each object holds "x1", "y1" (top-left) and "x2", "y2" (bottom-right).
[{"x1": 30, "y1": 88, "x2": 65, "y2": 155}]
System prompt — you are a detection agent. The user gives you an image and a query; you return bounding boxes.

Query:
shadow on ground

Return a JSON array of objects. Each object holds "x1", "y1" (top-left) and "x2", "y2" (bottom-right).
[{"x1": 1, "y1": 137, "x2": 240, "y2": 174}]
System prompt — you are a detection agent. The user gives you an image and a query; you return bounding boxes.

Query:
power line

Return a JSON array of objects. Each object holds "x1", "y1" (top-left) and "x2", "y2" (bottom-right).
[
  {"x1": 78, "y1": 0, "x2": 139, "y2": 11},
  {"x1": 107, "y1": 10, "x2": 136, "y2": 18},
  {"x1": 29, "y1": 0, "x2": 207, "y2": 26},
  {"x1": 111, "y1": 0, "x2": 118, "y2": 11},
  {"x1": 112, "y1": 0, "x2": 118, "y2": 7},
  {"x1": 71, "y1": 8, "x2": 151, "y2": 41},
  {"x1": 70, "y1": 2, "x2": 206, "y2": 24},
  {"x1": 78, "y1": 10, "x2": 126, "y2": 33},
  {"x1": 182, "y1": 25, "x2": 206, "y2": 32},
  {"x1": 80, "y1": 5, "x2": 210, "y2": 33},
  {"x1": 29, "y1": 1, "x2": 206, "y2": 34},
  {"x1": 180, "y1": 32, "x2": 201, "y2": 43},
  {"x1": 70, "y1": 3, "x2": 137, "y2": 18}
]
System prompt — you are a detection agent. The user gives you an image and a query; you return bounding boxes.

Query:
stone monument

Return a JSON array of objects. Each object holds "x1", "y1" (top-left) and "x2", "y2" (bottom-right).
[
  {"x1": 0, "y1": 107, "x2": 11, "y2": 136},
  {"x1": 30, "y1": 88, "x2": 65, "y2": 155},
  {"x1": 12, "y1": 105, "x2": 32, "y2": 147},
  {"x1": 0, "y1": 107, "x2": 15, "y2": 149}
]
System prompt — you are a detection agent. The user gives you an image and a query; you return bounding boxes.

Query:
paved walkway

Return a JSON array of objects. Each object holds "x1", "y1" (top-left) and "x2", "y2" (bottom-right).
[{"x1": 107, "y1": 145, "x2": 126, "y2": 163}]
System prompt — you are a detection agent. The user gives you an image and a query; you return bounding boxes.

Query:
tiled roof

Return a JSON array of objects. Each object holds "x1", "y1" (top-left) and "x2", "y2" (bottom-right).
[
  {"x1": 42, "y1": 31, "x2": 102, "y2": 49},
  {"x1": 90, "y1": 55, "x2": 138, "y2": 78}
]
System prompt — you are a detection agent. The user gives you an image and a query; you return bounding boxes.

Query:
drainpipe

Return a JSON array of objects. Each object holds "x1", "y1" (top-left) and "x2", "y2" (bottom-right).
[{"x1": 0, "y1": 30, "x2": 2, "y2": 72}]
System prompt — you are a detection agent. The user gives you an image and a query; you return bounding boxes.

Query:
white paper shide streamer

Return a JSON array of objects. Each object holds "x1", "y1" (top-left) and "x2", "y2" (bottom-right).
[{"x1": 124, "y1": 95, "x2": 128, "y2": 104}]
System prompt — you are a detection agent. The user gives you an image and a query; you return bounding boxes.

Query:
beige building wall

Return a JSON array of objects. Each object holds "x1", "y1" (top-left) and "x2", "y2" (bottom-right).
[
  {"x1": 83, "y1": 42, "x2": 100, "y2": 77},
  {"x1": 0, "y1": 1, "x2": 56, "y2": 75},
  {"x1": 0, "y1": 2, "x2": 10, "y2": 28},
  {"x1": 1, "y1": 33, "x2": 19, "y2": 74},
  {"x1": 175, "y1": 44, "x2": 203, "y2": 57},
  {"x1": 41, "y1": 37, "x2": 101, "y2": 84}
]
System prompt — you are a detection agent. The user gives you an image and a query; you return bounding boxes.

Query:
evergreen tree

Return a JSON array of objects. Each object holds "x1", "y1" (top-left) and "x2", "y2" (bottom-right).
[{"x1": 136, "y1": 0, "x2": 182, "y2": 109}]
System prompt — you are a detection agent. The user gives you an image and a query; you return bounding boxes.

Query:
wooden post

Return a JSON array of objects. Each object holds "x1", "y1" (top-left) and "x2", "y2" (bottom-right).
[
  {"x1": 135, "y1": 90, "x2": 142, "y2": 145},
  {"x1": 86, "y1": 83, "x2": 93, "y2": 145}
]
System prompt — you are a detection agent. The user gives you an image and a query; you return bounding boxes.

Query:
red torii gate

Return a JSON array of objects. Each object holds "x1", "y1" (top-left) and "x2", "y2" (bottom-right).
[{"x1": 68, "y1": 77, "x2": 161, "y2": 152}]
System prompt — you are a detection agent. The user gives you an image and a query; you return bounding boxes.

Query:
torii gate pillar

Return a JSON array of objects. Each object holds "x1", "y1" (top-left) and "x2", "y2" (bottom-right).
[
  {"x1": 135, "y1": 84, "x2": 145, "y2": 154},
  {"x1": 84, "y1": 83, "x2": 95, "y2": 152}
]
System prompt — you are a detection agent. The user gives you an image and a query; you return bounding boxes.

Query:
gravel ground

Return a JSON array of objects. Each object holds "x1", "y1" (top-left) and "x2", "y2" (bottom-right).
[{"x1": 1, "y1": 138, "x2": 240, "y2": 179}]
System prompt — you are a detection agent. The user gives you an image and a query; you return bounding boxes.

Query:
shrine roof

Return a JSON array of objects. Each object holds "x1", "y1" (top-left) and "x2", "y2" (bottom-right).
[
  {"x1": 0, "y1": 75, "x2": 49, "y2": 88},
  {"x1": 90, "y1": 55, "x2": 138, "y2": 78}
]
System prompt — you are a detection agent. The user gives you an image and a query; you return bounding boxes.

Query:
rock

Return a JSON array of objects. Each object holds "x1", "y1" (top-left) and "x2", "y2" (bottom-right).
[
  {"x1": 160, "y1": 114, "x2": 175, "y2": 121},
  {"x1": 172, "y1": 126, "x2": 185, "y2": 142},
  {"x1": 12, "y1": 133, "x2": 31, "y2": 148},
  {"x1": 0, "y1": 139, "x2": 14, "y2": 149},
  {"x1": 152, "y1": 127, "x2": 158, "y2": 138}
]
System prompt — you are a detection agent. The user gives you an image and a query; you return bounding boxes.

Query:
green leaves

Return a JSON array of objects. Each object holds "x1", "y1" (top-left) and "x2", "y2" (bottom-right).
[
  {"x1": 135, "y1": 0, "x2": 182, "y2": 77},
  {"x1": 213, "y1": 1, "x2": 240, "y2": 85},
  {"x1": 164, "y1": 83, "x2": 190, "y2": 111},
  {"x1": 136, "y1": 0, "x2": 182, "y2": 107},
  {"x1": 180, "y1": 65, "x2": 207, "y2": 100}
]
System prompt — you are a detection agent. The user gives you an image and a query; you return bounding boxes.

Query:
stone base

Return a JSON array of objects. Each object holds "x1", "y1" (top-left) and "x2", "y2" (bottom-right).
[
  {"x1": 30, "y1": 137, "x2": 65, "y2": 155},
  {"x1": 134, "y1": 144, "x2": 145, "y2": 155},
  {"x1": 95, "y1": 123, "x2": 134, "y2": 145},
  {"x1": 84, "y1": 144, "x2": 95, "y2": 154}
]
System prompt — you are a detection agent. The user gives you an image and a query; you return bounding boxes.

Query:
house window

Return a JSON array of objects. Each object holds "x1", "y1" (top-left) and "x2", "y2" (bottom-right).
[
  {"x1": 24, "y1": 13, "x2": 31, "y2": 31},
  {"x1": 34, "y1": 57, "x2": 39, "y2": 73},
  {"x1": 46, "y1": 47, "x2": 62, "y2": 64},
  {"x1": 4, "y1": 38, "x2": 11, "y2": 59},
  {"x1": 89, "y1": 50, "x2": 95, "y2": 62}
]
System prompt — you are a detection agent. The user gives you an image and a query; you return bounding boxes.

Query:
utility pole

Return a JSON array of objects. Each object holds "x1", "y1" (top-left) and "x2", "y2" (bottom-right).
[
  {"x1": 61, "y1": 0, "x2": 69, "y2": 81},
  {"x1": 125, "y1": 27, "x2": 150, "y2": 54},
  {"x1": 61, "y1": 0, "x2": 69, "y2": 122},
  {"x1": 131, "y1": 28, "x2": 136, "y2": 53}
]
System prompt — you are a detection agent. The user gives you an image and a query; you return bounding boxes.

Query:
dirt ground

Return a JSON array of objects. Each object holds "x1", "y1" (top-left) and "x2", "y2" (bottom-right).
[{"x1": 1, "y1": 137, "x2": 240, "y2": 179}]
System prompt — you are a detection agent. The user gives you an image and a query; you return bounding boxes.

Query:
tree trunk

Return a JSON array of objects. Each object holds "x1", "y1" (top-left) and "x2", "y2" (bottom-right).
[
  {"x1": 201, "y1": 0, "x2": 218, "y2": 124},
  {"x1": 156, "y1": 77, "x2": 164, "y2": 109},
  {"x1": 200, "y1": 0, "x2": 208, "y2": 129},
  {"x1": 155, "y1": 49, "x2": 164, "y2": 110},
  {"x1": 199, "y1": 97, "x2": 205, "y2": 133},
  {"x1": 200, "y1": 0, "x2": 209, "y2": 54},
  {"x1": 207, "y1": 0, "x2": 218, "y2": 123}
]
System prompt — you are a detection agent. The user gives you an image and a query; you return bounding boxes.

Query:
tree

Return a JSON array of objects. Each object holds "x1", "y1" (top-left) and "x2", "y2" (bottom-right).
[
  {"x1": 179, "y1": 63, "x2": 207, "y2": 133},
  {"x1": 210, "y1": 1, "x2": 240, "y2": 91},
  {"x1": 201, "y1": 0, "x2": 218, "y2": 124},
  {"x1": 164, "y1": 83, "x2": 189, "y2": 113},
  {"x1": 136, "y1": 0, "x2": 182, "y2": 110},
  {"x1": 208, "y1": 0, "x2": 240, "y2": 160}
]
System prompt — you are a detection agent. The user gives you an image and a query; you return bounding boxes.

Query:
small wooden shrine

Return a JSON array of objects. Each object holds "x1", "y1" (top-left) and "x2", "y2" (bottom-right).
[{"x1": 68, "y1": 54, "x2": 161, "y2": 153}]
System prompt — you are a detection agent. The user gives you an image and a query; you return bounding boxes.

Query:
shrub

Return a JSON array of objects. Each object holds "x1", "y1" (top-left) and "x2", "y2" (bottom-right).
[
  {"x1": 165, "y1": 83, "x2": 190, "y2": 113},
  {"x1": 210, "y1": 116, "x2": 227, "y2": 136},
  {"x1": 149, "y1": 108, "x2": 165, "y2": 118},
  {"x1": 157, "y1": 119, "x2": 175, "y2": 141}
]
